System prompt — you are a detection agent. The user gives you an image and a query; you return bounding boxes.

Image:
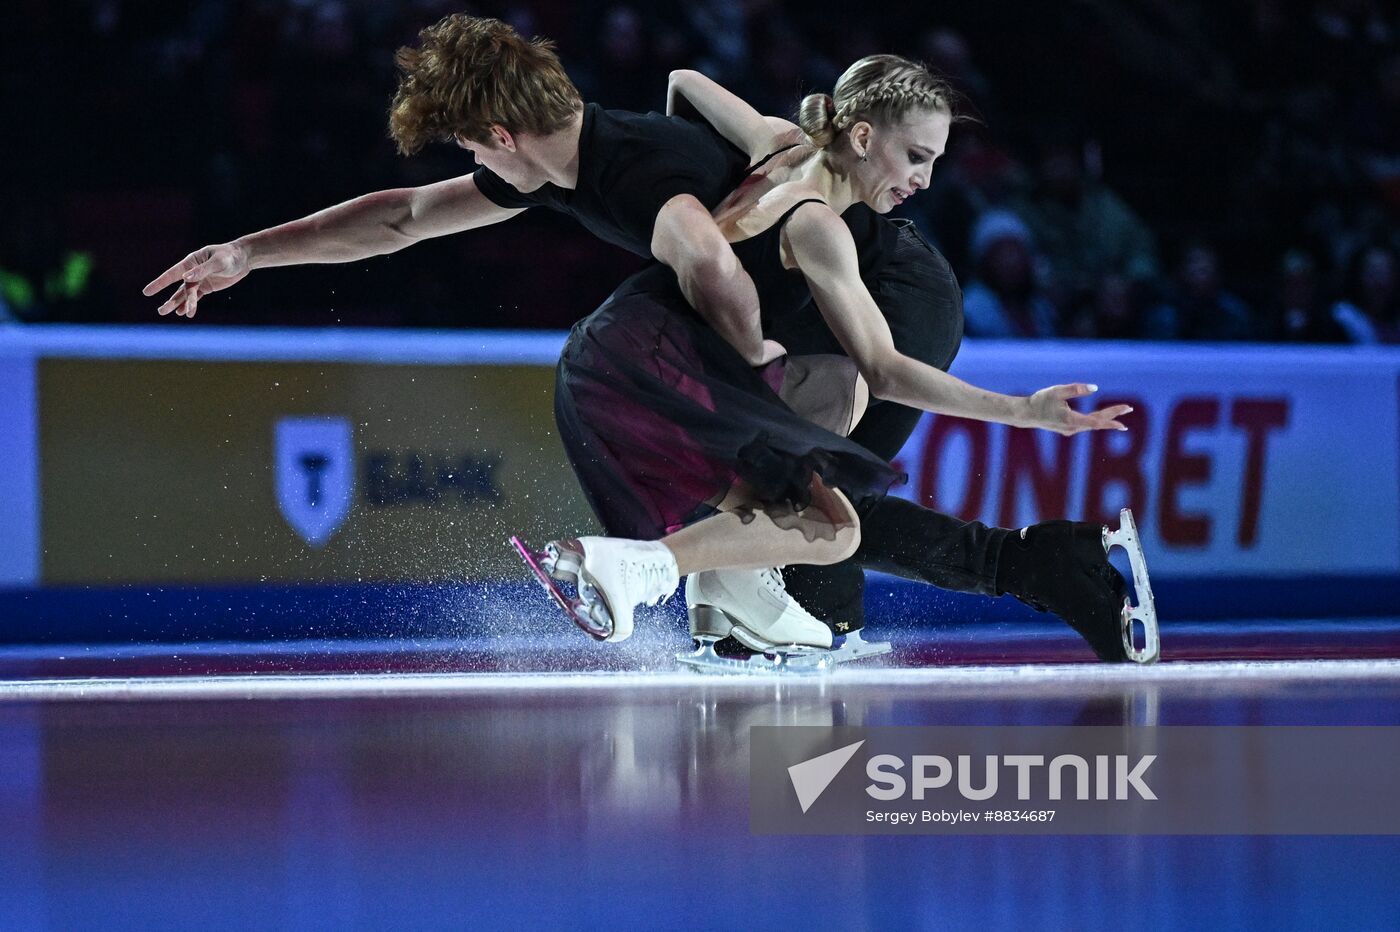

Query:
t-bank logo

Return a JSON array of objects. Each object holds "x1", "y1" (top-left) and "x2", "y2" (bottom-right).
[
  {"x1": 273, "y1": 416, "x2": 509, "y2": 547},
  {"x1": 275, "y1": 416, "x2": 355, "y2": 548}
]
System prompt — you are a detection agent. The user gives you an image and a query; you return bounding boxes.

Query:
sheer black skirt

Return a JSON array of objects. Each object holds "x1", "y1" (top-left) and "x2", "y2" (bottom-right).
[{"x1": 554, "y1": 267, "x2": 904, "y2": 540}]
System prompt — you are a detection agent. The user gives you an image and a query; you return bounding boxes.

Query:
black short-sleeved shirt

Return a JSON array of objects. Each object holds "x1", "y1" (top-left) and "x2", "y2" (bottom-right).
[
  {"x1": 475, "y1": 105, "x2": 956, "y2": 391},
  {"x1": 473, "y1": 103, "x2": 897, "y2": 280},
  {"x1": 474, "y1": 103, "x2": 751, "y2": 258}
]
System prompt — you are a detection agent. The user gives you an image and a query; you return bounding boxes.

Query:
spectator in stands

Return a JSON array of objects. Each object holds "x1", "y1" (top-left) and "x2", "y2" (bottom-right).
[
  {"x1": 1143, "y1": 241, "x2": 1256, "y2": 341},
  {"x1": 1348, "y1": 52, "x2": 1400, "y2": 213},
  {"x1": 919, "y1": 27, "x2": 1001, "y2": 129},
  {"x1": 1332, "y1": 243, "x2": 1400, "y2": 343},
  {"x1": 1063, "y1": 273, "x2": 1153, "y2": 341},
  {"x1": 573, "y1": 6, "x2": 665, "y2": 112},
  {"x1": 961, "y1": 209, "x2": 1058, "y2": 338},
  {"x1": 1270, "y1": 248, "x2": 1349, "y2": 343},
  {"x1": 899, "y1": 129, "x2": 1026, "y2": 284},
  {"x1": 0, "y1": 201, "x2": 98, "y2": 323},
  {"x1": 1016, "y1": 137, "x2": 1160, "y2": 315},
  {"x1": 5, "y1": 0, "x2": 1397, "y2": 340}
]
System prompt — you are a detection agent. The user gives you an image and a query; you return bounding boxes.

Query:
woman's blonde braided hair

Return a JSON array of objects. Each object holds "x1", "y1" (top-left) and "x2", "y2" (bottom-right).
[{"x1": 798, "y1": 54, "x2": 958, "y2": 150}]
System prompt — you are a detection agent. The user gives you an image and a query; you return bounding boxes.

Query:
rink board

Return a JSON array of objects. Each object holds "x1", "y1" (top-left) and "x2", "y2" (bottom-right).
[{"x1": 0, "y1": 327, "x2": 1395, "y2": 630}]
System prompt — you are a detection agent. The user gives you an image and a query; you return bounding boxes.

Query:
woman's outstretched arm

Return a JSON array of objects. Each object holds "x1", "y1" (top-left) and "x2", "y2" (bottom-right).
[{"x1": 785, "y1": 203, "x2": 1132, "y2": 436}]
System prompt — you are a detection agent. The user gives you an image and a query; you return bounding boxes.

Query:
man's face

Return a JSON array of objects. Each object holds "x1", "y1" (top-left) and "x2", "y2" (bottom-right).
[{"x1": 455, "y1": 128, "x2": 548, "y2": 191}]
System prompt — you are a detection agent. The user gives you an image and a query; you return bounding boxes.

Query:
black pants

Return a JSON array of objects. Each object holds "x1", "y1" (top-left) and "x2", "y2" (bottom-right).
[
  {"x1": 777, "y1": 221, "x2": 1008, "y2": 630},
  {"x1": 783, "y1": 496, "x2": 1009, "y2": 631}
]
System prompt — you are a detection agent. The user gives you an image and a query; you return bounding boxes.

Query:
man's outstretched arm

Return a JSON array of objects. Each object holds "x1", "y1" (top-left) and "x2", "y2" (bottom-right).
[{"x1": 143, "y1": 174, "x2": 523, "y2": 318}]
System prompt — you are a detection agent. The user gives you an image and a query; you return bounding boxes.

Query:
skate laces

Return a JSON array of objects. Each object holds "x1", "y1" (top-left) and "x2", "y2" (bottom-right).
[
  {"x1": 758, "y1": 567, "x2": 819, "y2": 622},
  {"x1": 629, "y1": 556, "x2": 675, "y2": 607}
]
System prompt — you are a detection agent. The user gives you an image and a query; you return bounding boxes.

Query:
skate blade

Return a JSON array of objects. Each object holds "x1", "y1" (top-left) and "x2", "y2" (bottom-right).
[
  {"x1": 674, "y1": 633, "x2": 890, "y2": 676},
  {"x1": 1102, "y1": 509, "x2": 1161, "y2": 664},
  {"x1": 687, "y1": 604, "x2": 735, "y2": 641},
  {"x1": 689, "y1": 605, "x2": 834, "y2": 654},
  {"x1": 675, "y1": 640, "x2": 831, "y2": 675},
  {"x1": 730, "y1": 622, "x2": 833, "y2": 654},
  {"x1": 508, "y1": 536, "x2": 614, "y2": 641},
  {"x1": 828, "y1": 630, "x2": 893, "y2": 662}
]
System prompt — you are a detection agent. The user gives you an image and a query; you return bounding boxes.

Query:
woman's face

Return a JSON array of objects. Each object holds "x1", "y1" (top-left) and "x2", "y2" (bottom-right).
[{"x1": 851, "y1": 109, "x2": 951, "y2": 213}]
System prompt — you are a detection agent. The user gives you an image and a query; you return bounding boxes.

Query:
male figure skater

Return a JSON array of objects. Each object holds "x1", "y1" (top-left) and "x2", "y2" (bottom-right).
[{"x1": 145, "y1": 15, "x2": 1153, "y2": 663}]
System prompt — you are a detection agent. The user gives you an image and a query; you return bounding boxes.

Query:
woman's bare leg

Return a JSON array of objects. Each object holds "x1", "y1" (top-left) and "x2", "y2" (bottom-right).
[
  {"x1": 664, "y1": 361, "x2": 871, "y2": 576},
  {"x1": 661, "y1": 475, "x2": 860, "y2": 575},
  {"x1": 779, "y1": 355, "x2": 869, "y2": 437}
]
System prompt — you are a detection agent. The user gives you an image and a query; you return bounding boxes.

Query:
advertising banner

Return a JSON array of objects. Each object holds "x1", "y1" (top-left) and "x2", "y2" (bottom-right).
[
  {"x1": 11, "y1": 329, "x2": 1400, "y2": 591},
  {"x1": 0, "y1": 348, "x2": 38, "y2": 586},
  {"x1": 890, "y1": 344, "x2": 1400, "y2": 579},
  {"x1": 38, "y1": 357, "x2": 596, "y2": 584}
]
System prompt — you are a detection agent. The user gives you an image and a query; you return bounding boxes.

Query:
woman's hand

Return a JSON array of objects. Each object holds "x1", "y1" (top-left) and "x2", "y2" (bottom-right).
[{"x1": 1025, "y1": 383, "x2": 1133, "y2": 435}]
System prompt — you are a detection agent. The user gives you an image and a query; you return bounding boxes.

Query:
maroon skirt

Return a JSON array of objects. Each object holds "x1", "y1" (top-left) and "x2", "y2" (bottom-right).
[{"x1": 554, "y1": 267, "x2": 905, "y2": 540}]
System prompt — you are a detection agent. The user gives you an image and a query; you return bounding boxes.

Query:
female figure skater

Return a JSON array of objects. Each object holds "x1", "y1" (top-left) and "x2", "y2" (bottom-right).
[
  {"x1": 144, "y1": 16, "x2": 1152, "y2": 663},
  {"x1": 521, "y1": 54, "x2": 1135, "y2": 660}
]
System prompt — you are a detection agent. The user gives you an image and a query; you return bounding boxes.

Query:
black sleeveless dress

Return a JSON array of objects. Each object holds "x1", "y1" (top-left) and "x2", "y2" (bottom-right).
[{"x1": 553, "y1": 191, "x2": 905, "y2": 540}]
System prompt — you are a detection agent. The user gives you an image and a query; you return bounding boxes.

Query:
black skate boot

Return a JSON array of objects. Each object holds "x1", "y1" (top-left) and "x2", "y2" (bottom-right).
[
  {"x1": 994, "y1": 510, "x2": 1159, "y2": 663},
  {"x1": 778, "y1": 561, "x2": 867, "y2": 637}
]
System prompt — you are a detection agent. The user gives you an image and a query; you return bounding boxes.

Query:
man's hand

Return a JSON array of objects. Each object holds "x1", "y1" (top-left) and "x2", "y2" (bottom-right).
[
  {"x1": 143, "y1": 242, "x2": 251, "y2": 318},
  {"x1": 1026, "y1": 383, "x2": 1132, "y2": 435}
]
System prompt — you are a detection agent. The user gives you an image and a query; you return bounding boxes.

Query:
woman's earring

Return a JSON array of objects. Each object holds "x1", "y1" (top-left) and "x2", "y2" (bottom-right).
[{"x1": 861, "y1": 153, "x2": 868, "y2": 162}]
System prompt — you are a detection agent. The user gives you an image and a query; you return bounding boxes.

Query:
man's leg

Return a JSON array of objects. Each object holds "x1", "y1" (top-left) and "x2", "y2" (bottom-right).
[
  {"x1": 782, "y1": 492, "x2": 1008, "y2": 634},
  {"x1": 764, "y1": 223, "x2": 1144, "y2": 662},
  {"x1": 782, "y1": 399, "x2": 959, "y2": 633},
  {"x1": 787, "y1": 494, "x2": 1138, "y2": 663}
]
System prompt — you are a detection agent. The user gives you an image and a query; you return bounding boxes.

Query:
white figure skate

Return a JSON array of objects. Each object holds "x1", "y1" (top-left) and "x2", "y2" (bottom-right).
[
  {"x1": 1103, "y1": 509, "x2": 1160, "y2": 664},
  {"x1": 677, "y1": 567, "x2": 892, "y2": 674},
  {"x1": 511, "y1": 535, "x2": 678, "y2": 642}
]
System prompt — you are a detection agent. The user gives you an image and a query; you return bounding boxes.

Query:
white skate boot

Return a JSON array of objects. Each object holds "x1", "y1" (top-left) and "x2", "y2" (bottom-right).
[
  {"x1": 677, "y1": 568, "x2": 891, "y2": 674},
  {"x1": 511, "y1": 535, "x2": 678, "y2": 642},
  {"x1": 687, "y1": 568, "x2": 833, "y2": 651}
]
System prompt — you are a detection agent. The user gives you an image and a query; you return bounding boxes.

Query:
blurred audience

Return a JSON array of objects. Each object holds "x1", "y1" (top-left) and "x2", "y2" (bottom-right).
[
  {"x1": 1269, "y1": 249, "x2": 1348, "y2": 342},
  {"x1": 1332, "y1": 243, "x2": 1400, "y2": 343},
  {"x1": 961, "y1": 211, "x2": 1057, "y2": 338},
  {"x1": 4, "y1": 0, "x2": 1400, "y2": 343},
  {"x1": 1142, "y1": 242, "x2": 1255, "y2": 341},
  {"x1": 1015, "y1": 137, "x2": 1160, "y2": 320}
]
